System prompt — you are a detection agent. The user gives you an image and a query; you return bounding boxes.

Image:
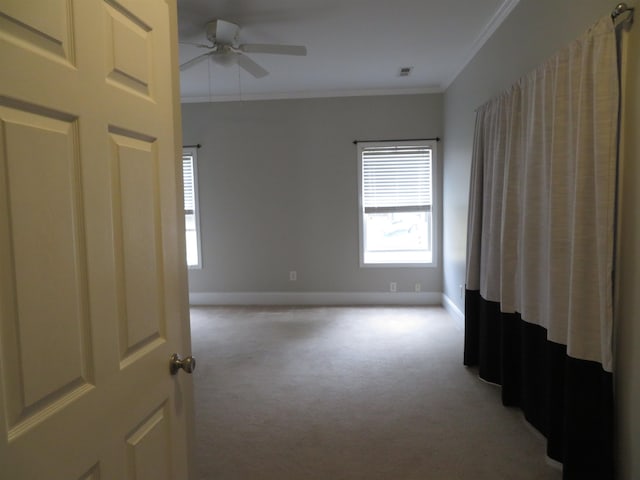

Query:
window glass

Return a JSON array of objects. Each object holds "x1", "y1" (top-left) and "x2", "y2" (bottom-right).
[
  {"x1": 182, "y1": 148, "x2": 201, "y2": 268},
  {"x1": 358, "y1": 141, "x2": 437, "y2": 266}
]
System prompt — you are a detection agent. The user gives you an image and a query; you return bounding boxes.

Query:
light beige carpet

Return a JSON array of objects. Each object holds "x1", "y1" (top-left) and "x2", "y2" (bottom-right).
[{"x1": 190, "y1": 306, "x2": 562, "y2": 480}]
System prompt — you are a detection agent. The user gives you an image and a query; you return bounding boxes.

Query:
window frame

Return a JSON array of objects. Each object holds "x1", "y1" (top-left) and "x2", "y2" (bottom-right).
[
  {"x1": 182, "y1": 147, "x2": 202, "y2": 269},
  {"x1": 357, "y1": 139, "x2": 438, "y2": 268}
]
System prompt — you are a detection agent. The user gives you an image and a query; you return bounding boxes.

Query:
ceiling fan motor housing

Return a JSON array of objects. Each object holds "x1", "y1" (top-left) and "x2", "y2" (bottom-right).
[{"x1": 205, "y1": 19, "x2": 239, "y2": 46}]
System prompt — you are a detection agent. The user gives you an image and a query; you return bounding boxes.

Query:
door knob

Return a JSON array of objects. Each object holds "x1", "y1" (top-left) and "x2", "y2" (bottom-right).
[{"x1": 169, "y1": 353, "x2": 196, "y2": 375}]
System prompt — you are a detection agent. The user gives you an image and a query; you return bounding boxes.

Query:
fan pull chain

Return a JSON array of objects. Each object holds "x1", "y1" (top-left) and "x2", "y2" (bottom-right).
[{"x1": 207, "y1": 56, "x2": 213, "y2": 102}]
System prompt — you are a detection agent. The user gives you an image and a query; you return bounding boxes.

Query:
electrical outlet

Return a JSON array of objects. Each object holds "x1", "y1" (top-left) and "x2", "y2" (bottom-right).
[
  {"x1": 289, "y1": 271, "x2": 297, "y2": 281},
  {"x1": 415, "y1": 283, "x2": 421, "y2": 292},
  {"x1": 390, "y1": 282, "x2": 397, "y2": 292},
  {"x1": 459, "y1": 284, "x2": 464, "y2": 299}
]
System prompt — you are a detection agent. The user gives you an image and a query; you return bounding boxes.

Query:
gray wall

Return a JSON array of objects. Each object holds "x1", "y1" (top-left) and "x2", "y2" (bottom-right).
[
  {"x1": 442, "y1": 0, "x2": 640, "y2": 477},
  {"x1": 183, "y1": 94, "x2": 443, "y2": 296}
]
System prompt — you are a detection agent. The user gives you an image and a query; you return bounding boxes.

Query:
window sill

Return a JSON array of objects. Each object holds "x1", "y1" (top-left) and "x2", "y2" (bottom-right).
[{"x1": 360, "y1": 261, "x2": 438, "y2": 269}]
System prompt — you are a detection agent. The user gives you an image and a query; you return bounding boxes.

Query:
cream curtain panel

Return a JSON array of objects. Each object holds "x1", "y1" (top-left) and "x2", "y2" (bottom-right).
[
  {"x1": 464, "y1": 15, "x2": 622, "y2": 478},
  {"x1": 466, "y1": 16, "x2": 618, "y2": 370}
]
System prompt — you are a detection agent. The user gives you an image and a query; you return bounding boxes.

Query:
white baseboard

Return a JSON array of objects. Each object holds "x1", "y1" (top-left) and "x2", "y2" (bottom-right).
[
  {"x1": 189, "y1": 291, "x2": 442, "y2": 307},
  {"x1": 442, "y1": 294, "x2": 464, "y2": 329}
]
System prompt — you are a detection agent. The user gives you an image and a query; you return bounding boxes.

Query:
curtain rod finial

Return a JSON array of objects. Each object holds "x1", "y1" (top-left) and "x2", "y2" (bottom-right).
[{"x1": 612, "y1": 2, "x2": 634, "y2": 20}]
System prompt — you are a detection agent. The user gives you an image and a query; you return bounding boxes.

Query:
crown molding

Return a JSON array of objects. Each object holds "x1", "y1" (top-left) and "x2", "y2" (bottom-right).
[{"x1": 443, "y1": 0, "x2": 521, "y2": 89}]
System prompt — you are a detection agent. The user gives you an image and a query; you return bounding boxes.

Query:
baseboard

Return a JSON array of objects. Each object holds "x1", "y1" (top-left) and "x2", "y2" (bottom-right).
[
  {"x1": 442, "y1": 294, "x2": 464, "y2": 329},
  {"x1": 189, "y1": 291, "x2": 442, "y2": 306}
]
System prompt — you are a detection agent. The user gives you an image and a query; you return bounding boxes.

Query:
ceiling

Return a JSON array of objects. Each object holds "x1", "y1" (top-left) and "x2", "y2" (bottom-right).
[{"x1": 177, "y1": 0, "x2": 519, "y2": 102}]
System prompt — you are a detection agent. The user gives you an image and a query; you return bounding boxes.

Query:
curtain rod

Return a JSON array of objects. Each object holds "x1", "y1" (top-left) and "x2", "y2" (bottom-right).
[
  {"x1": 611, "y1": 2, "x2": 634, "y2": 21},
  {"x1": 353, "y1": 137, "x2": 440, "y2": 145},
  {"x1": 183, "y1": 143, "x2": 201, "y2": 149}
]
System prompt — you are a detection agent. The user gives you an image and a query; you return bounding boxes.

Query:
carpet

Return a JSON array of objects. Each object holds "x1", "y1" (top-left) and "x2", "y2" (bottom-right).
[{"x1": 190, "y1": 306, "x2": 561, "y2": 480}]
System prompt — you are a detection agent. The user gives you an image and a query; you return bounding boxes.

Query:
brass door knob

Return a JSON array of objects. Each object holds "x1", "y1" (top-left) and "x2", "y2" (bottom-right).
[{"x1": 169, "y1": 353, "x2": 196, "y2": 375}]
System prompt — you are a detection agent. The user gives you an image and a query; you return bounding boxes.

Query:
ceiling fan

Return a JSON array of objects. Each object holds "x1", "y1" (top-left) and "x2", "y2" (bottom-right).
[{"x1": 180, "y1": 19, "x2": 307, "y2": 78}]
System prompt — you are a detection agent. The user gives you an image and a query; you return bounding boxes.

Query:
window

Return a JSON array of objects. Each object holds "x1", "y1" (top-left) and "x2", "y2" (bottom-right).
[
  {"x1": 357, "y1": 140, "x2": 437, "y2": 266},
  {"x1": 182, "y1": 148, "x2": 201, "y2": 268}
]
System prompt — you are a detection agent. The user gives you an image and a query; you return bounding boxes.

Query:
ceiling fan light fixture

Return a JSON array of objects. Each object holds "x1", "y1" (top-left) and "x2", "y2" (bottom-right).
[{"x1": 211, "y1": 53, "x2": 236, "y2": 67}]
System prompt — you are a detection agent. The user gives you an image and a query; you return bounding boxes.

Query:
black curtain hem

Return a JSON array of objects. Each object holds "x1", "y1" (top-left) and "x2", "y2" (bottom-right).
[{"x1": 464, "y1": 289, "x2": 614, "y2": 480}]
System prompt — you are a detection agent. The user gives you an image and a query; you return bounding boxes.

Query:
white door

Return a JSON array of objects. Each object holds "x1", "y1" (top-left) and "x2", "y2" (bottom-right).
[{"x1": 0, "y1": 1, "x2": 194, "y2": 478}]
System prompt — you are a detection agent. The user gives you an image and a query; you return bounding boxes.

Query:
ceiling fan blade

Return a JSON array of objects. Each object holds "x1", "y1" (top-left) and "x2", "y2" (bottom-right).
[
  {"x1": 236, "y1": 54, "x2": 269, "y2": 78},
  {"x1": 180, "y1": 52, "x2": 211, "y2": 71},
  {"x1": 239, "y1": 43, "x2": 307, "y2": 56}
]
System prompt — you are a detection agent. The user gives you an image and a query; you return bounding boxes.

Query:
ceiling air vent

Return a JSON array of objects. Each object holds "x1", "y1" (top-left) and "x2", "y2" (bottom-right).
[{"x1": 399, "y1": 66, "x2": 413, "y2": 77}]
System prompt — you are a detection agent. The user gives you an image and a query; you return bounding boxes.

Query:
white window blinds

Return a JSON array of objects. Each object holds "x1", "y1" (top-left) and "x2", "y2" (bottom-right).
[
  {"x1": 182, "y1": 152, "x2": 195, "y2": 215},
  {"x1": 361, "y1": 145, "x2": 432, "y2": 213}
]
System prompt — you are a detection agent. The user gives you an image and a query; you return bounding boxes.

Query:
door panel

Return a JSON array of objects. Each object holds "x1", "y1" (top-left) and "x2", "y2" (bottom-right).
[
  {"x1": 110, "y1": 132, "x2": 166, "y2": 366},
  {"x1": 79, "y1": 464, "x2": 101, "y2": 480},
  {"x1": 105, "y1": 1, "x2": 152, "y2": 97},
  {"x1": 0, "y1": 1, "x2": 192, "y2": 478},
  {"x1": 125, "y1": 403, "x2": 171, "y2": 480},
  {"x1": 0, "y1": 105, "x2": 94, "y2": 438},
  {"x1": 0, "y1": 0, "x2": 74, "y2": 64}
]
